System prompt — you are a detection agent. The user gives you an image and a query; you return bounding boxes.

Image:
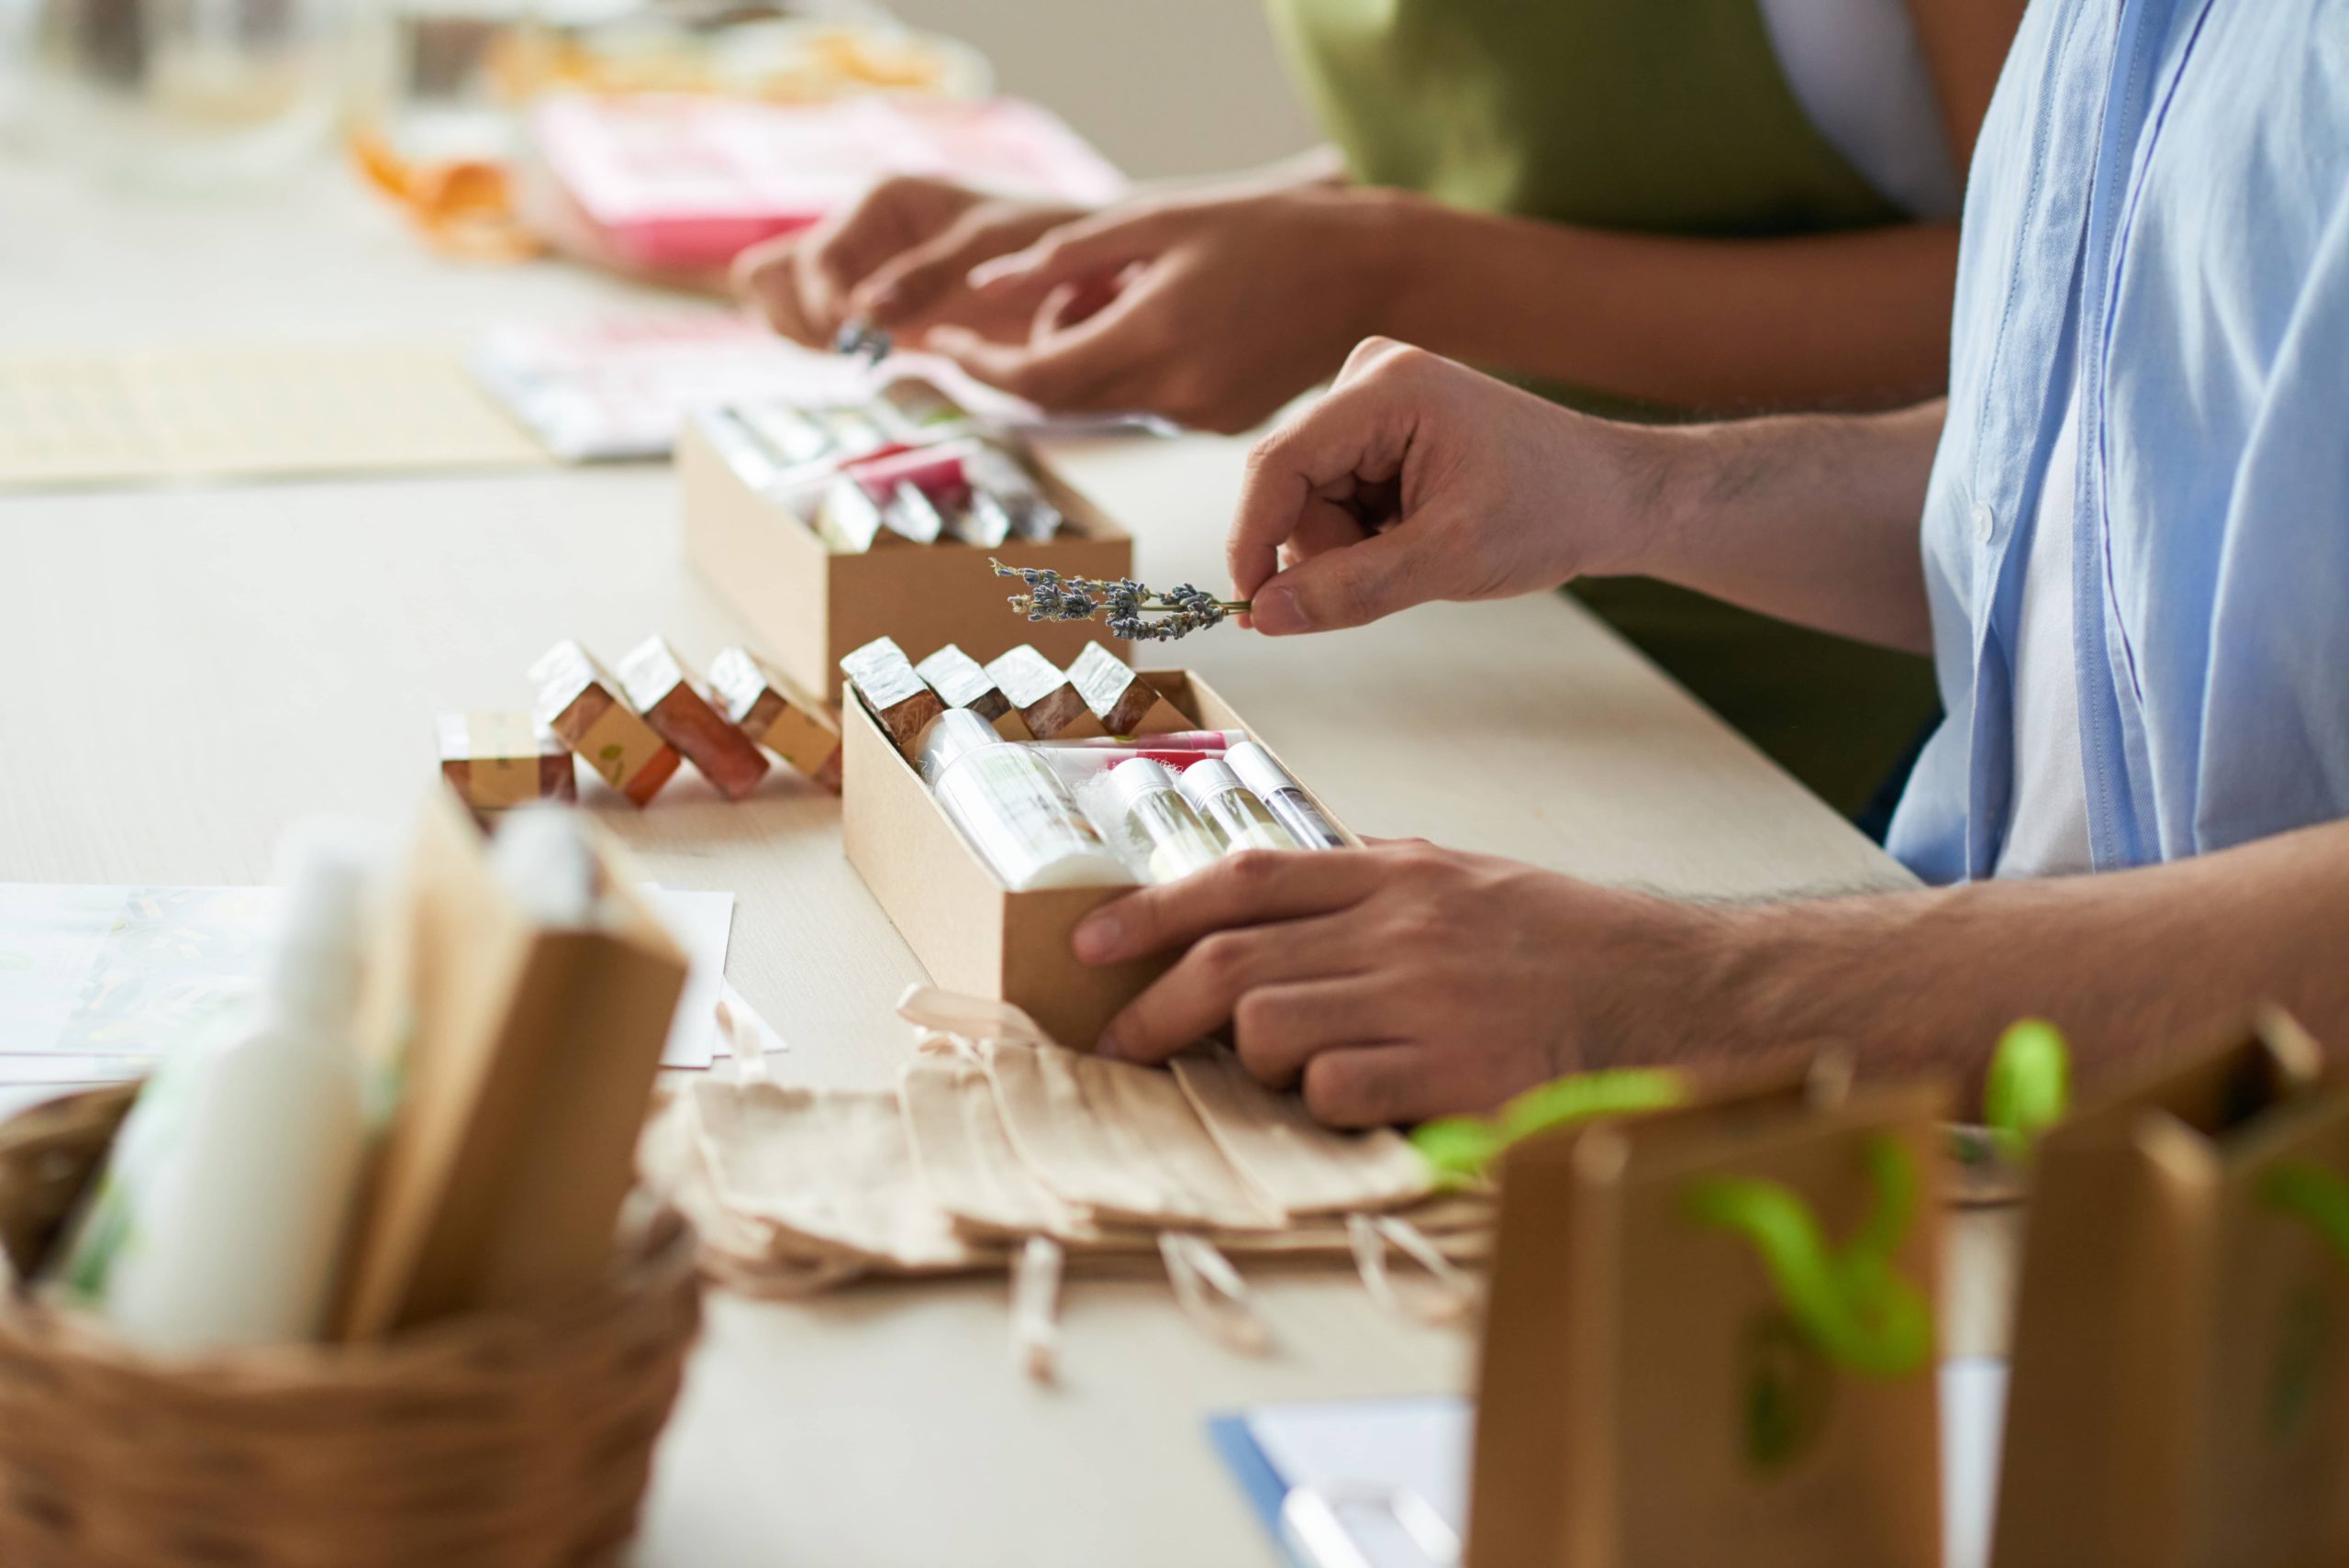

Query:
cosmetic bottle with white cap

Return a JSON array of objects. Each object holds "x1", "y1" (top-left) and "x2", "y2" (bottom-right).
[
  {"x1": 1226, "y1": 740, "x2": 1346, "y2": 850},
  {"x1": 918, "y1": 710, "x2": 1129, "y2": 891},
  {"x1": 1105, "y1": 758, "x2": 1224, "y2": 884},
  {"x1": 1178, "y1": 758, "x2": 1299, "y2": 853}
]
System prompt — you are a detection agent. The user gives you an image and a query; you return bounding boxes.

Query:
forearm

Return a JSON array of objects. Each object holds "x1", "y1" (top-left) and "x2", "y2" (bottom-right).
[
  {"x1": 1371, "y1": 193, "x2": 1958, "y2": 413},
  {"x1": 1600, "y1": 402, "x2": 1944, "y2": 652},
  {"x1": 1142, "y1": 145, "x2": 1350, "y2": 203},
  {"x1": 1638, "y1": 819, "x2": 2349, "y2": 1100}
]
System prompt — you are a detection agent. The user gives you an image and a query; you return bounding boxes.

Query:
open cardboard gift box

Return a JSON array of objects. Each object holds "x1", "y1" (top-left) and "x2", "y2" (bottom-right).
[
  {"x1": 842, "y1": 667, "x2": 1358, "y2": 1048},
  {"x1": 679, "y1": 420, "x2": 1134, "y2": 706}
]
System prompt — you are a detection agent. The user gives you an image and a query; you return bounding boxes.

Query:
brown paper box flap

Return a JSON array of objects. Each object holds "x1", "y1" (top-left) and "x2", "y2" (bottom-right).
[
  {"x1": 333, "y1": 794, "x2": 687, "y2": 1339},
  {"x1": 2059, "y1": 1007, "x2": 2328, "y2": 1152}
]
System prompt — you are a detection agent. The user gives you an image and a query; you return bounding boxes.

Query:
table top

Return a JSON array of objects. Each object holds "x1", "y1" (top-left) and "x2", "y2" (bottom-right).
[{"x1": 0, "y1": 156, "x2": 1968, "y2": 1568}]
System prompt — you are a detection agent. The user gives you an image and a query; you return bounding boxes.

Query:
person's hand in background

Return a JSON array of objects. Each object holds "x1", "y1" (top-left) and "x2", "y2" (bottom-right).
[
  {"x1": 1225, "y1": 339, "x2": 1688, "y2": 634},
  {"x1": 928, "y1": 185, "x2": 1404, "y2": 431},
  {"x1": 732, "y1": 174, "x2": 1086, "y2": 349}
]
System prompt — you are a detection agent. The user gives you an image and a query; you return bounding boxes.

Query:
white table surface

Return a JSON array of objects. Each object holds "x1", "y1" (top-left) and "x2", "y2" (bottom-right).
[{"x1": 0, "y1": 153, "x2": 1993, "y2": 1568}]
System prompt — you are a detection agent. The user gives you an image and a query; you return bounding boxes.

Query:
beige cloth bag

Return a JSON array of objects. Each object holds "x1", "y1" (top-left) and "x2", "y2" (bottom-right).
[{"x1": 646, "y1": 986, "x2": 1489, "y2": 1375}]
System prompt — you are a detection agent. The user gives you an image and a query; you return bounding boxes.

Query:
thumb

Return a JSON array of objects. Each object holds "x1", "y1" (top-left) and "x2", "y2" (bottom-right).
[
  {"x1": 968, "y1": 210, "x2": 1174, "y2": 308},
  {"x1": 1249, "y1": 527, "x2": 1430, "y2": 635}
]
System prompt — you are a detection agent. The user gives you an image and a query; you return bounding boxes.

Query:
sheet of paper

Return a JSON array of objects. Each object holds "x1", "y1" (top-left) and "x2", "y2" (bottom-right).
[
  {"x1": 713, "y1": 977, "x2": 789, "y2": 1062},
  {"x1": 642, "y1": 887, "x2": 736, "y2": 1069},
  {"x1": 473, "y1": 315, "x2": 869, "y2": 462},
  {"x1": 0, "y1": 883, "x2": 278, "y2": 1114},
  {"x1": 1940, "y1": 1357, "x2": 2009, "y2": 1568},
  {"x1": 473, "y1": 311, "x2": 1165, "y2": 462},
  {"x1": 0, "y1": 342, "x2": 550, "y2": 491},
  {"x1": 1245, "y1": 1393, "x2": 1472, "y2": 1568},
  {"x1": 1227, "y1": 1360, "x2": 2011, "y2": 1568},
  {"x1": 0, "y1": 883, "x2": 276, "y2": 1060}
]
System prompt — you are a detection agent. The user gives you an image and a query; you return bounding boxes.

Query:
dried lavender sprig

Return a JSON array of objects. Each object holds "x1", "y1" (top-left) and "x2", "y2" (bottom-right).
[{"x1": 990, "y1": 559, "x2": 1248, "y2": 640}]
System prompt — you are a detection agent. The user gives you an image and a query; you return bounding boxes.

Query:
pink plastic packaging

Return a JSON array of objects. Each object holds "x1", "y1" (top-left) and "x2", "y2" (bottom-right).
[{"x1": 533, "y1": 94, "x2": 1127, "y2": 272}]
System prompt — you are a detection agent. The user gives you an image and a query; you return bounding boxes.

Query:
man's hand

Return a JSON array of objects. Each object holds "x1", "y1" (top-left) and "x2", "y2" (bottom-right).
[
  {"x1": 926, "y1": 186, "x2": 1404, "y2": 431},
  {"x1": 1072, "y1": 842, "x2": 1711, "y2": 1127},
  {"x1": 1222, "y1": 339, "x2": 1691, "y2": 635},
  {"x1": 732, "y1": 174, "x2": 1085, "y2": 348}
]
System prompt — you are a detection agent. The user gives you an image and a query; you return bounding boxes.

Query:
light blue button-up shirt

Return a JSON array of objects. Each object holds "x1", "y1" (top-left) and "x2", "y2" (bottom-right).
[{"x1": 1887, "y1": 0, "x2": 2349, "y2": 884}]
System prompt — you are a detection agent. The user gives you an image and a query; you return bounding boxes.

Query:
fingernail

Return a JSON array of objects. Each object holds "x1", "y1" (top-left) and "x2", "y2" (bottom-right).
[
  {"x1": 924, "y1": 327, "x2": 976, "y2": 361},
  {"x1": 1074, "y1": 909, "x2": 1122, "y2": 962},
  {"x1": 967, "y1": 255, "x2": 1028, "y2": 289},
  {"x1": 1252, "y1": 584, "x2": 1307, "y2": 635}
]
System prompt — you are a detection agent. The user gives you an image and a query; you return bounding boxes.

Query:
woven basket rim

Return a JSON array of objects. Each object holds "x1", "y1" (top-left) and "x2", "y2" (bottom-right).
[{"x1": 0, "y1": 1207, "x2": 696, "y2": 1394}]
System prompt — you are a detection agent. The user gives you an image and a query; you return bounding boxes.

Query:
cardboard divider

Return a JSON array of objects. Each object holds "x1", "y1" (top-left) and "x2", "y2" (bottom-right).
[
  {"x1": 841, "y1": 668, "x2": 1356, "y2": 1049},
  {"x1": 680, "y1": 420, "x2": 1134, "y2": 705}
]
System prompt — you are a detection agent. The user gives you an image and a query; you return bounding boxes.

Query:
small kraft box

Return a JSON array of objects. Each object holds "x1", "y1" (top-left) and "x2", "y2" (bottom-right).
[
  {"x1": 679, "y1": 418, "x2": 1134, "y2": 706},
  {"x1": 1465, "y1": 1062, "x2": 1949, "y2": 1568},
  {"x1": 841, "y1": 668, "x2": 1354, "y2": 1049},
  {"x1": 1989, "y1": 1009, "x2": 2349, "y2": 1568}
]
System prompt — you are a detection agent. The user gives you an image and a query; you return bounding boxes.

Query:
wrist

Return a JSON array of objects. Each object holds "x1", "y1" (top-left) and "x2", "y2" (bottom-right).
[
  {"x1": 1346, "y1": 186, "x2": 1442, "y2": 347},
  {"x1": 1598, "y1": 421, "x2": 1742, "y2": 582}
]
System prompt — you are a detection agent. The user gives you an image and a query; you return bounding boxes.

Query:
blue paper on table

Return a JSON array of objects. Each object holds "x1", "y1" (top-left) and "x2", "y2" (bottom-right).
[{"x1": 1211, "y1": 1360, "x2": 2009, "y2": 1568}]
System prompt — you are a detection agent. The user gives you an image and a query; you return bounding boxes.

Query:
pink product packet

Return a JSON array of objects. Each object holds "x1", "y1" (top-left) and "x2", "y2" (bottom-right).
[
  {"x1": 844, "y1": 439, "x2": 981, "y2": 506},
  {"x1": 1035, "y1": 730, "x2": 1243, "y2": 752},
  {"x1": 531, "y1": 93, "x2": 1128, "y2": 272}
]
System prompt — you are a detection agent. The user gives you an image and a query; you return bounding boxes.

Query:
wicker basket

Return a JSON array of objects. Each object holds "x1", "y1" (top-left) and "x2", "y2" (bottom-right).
[{"x1": 0, "y1": 1086, "x2": 702, "y2": 1568}]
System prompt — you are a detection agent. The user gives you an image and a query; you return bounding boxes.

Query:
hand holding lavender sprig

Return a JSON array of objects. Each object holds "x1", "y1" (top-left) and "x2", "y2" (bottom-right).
[{"x1": 991, "y1": 561, "x2": 1252, "y2": 642}]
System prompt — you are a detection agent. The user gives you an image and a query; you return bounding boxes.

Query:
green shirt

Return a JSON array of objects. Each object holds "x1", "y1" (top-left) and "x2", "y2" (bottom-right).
[{"x1": 1269, "y1": 0, "x2": 1942, "y2": 819}]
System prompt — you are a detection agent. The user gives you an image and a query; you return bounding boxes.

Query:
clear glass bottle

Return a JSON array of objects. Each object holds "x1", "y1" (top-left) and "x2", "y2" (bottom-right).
[
  {"x1": 1227, "y1": 740, "x2": 1345, "y2": 850},
  {"x1": 28, "y1": 0, "x2": 347, "y2": 186},
  {"x1": 1105, "y1": 758, "x2": 1223, "y2": 884},
  {"x1": 1177, "y1": 758, "x2": 1299, "y2": 853},
  {"x1": 919, "y1": 710, "x2": 1128, "y2": 891}
]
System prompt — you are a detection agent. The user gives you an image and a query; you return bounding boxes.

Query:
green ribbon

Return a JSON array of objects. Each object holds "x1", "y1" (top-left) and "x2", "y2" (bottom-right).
[
  {"x1": 1685, "y1": 1137, "x2": 1934, "y2": 1378},
  {"x1": 1411, "y1": 1068, "x2": 1687, "y2": 1186},
  {"x1": 2262, "y1": 1162, "x2": 2349, "y2": 1262},
  {"x1": 1985, "y1": 1018, "x2": 2071, "y2": 1160}
]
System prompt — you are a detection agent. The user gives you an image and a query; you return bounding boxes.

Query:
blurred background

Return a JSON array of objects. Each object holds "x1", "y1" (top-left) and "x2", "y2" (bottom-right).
[
  {"x1": 0, "y1": 0, "x2": 1313, "y2": 186},
  {"x1": 886, "y1": 0, "x2": 1310, "y2": 176}
]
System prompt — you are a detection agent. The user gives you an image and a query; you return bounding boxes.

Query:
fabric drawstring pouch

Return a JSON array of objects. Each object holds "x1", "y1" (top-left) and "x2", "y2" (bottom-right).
[
  {"x1": 685, "y1": 1079, "x2": 980, "y2": 1287},
  {"x1": 1171, "y1": 1048, "x2": 1434, "y2": 1216},
  {"x1": 645, "y1": 987, "x2": 1503, "y2": 1377},
  {"x1": 982, "y1": 1040, "x2": 1286, "y2": 1231}
]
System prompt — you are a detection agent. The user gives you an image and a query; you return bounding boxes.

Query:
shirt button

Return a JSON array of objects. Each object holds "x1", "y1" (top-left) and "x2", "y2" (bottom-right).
[{"x1": 1972, "y1": 501, "x2": 1995, "y2": 541}]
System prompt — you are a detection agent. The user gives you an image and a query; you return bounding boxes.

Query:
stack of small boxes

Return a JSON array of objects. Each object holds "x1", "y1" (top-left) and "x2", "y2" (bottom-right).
[
  {"x1": 438, "y1": 638, "x2": 844, "y2": 817},
  {"x1": 843, "y1": 637, "x2": 1189, "y2": 758}
]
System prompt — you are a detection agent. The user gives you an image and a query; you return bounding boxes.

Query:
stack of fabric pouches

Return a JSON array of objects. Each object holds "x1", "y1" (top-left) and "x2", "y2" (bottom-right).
[{"x1": 645, "y1": 988, "x2": 1494, "y2": 1377}]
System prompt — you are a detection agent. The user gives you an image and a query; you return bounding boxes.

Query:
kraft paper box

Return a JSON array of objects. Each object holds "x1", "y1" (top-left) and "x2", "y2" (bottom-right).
[
  {"x1": 333, "y1": 794, "x2": 687, "y2": 1339},
  {"x1": 679, "y1": 418, "x2": 1133, "y2": 705},
  {"x1": 1990, "y1": 1010, "x2": 2349, "y2": 1568},
  {"x1": 1466, "y1": 1067, "x2": 1949, "y2": 1568},
  {"x1": 841, "y1": 668, "x2": 1355, "y2": 1049}
]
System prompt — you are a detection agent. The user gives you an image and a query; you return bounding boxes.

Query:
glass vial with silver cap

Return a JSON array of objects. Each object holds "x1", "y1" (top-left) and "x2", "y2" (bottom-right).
[
  {"x1": 1226, "y1": 740, "x2": 1345, "y2": 850},
  {"x1": 1177, "y1": 758, "x2": 1300, "y2": 853}
]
